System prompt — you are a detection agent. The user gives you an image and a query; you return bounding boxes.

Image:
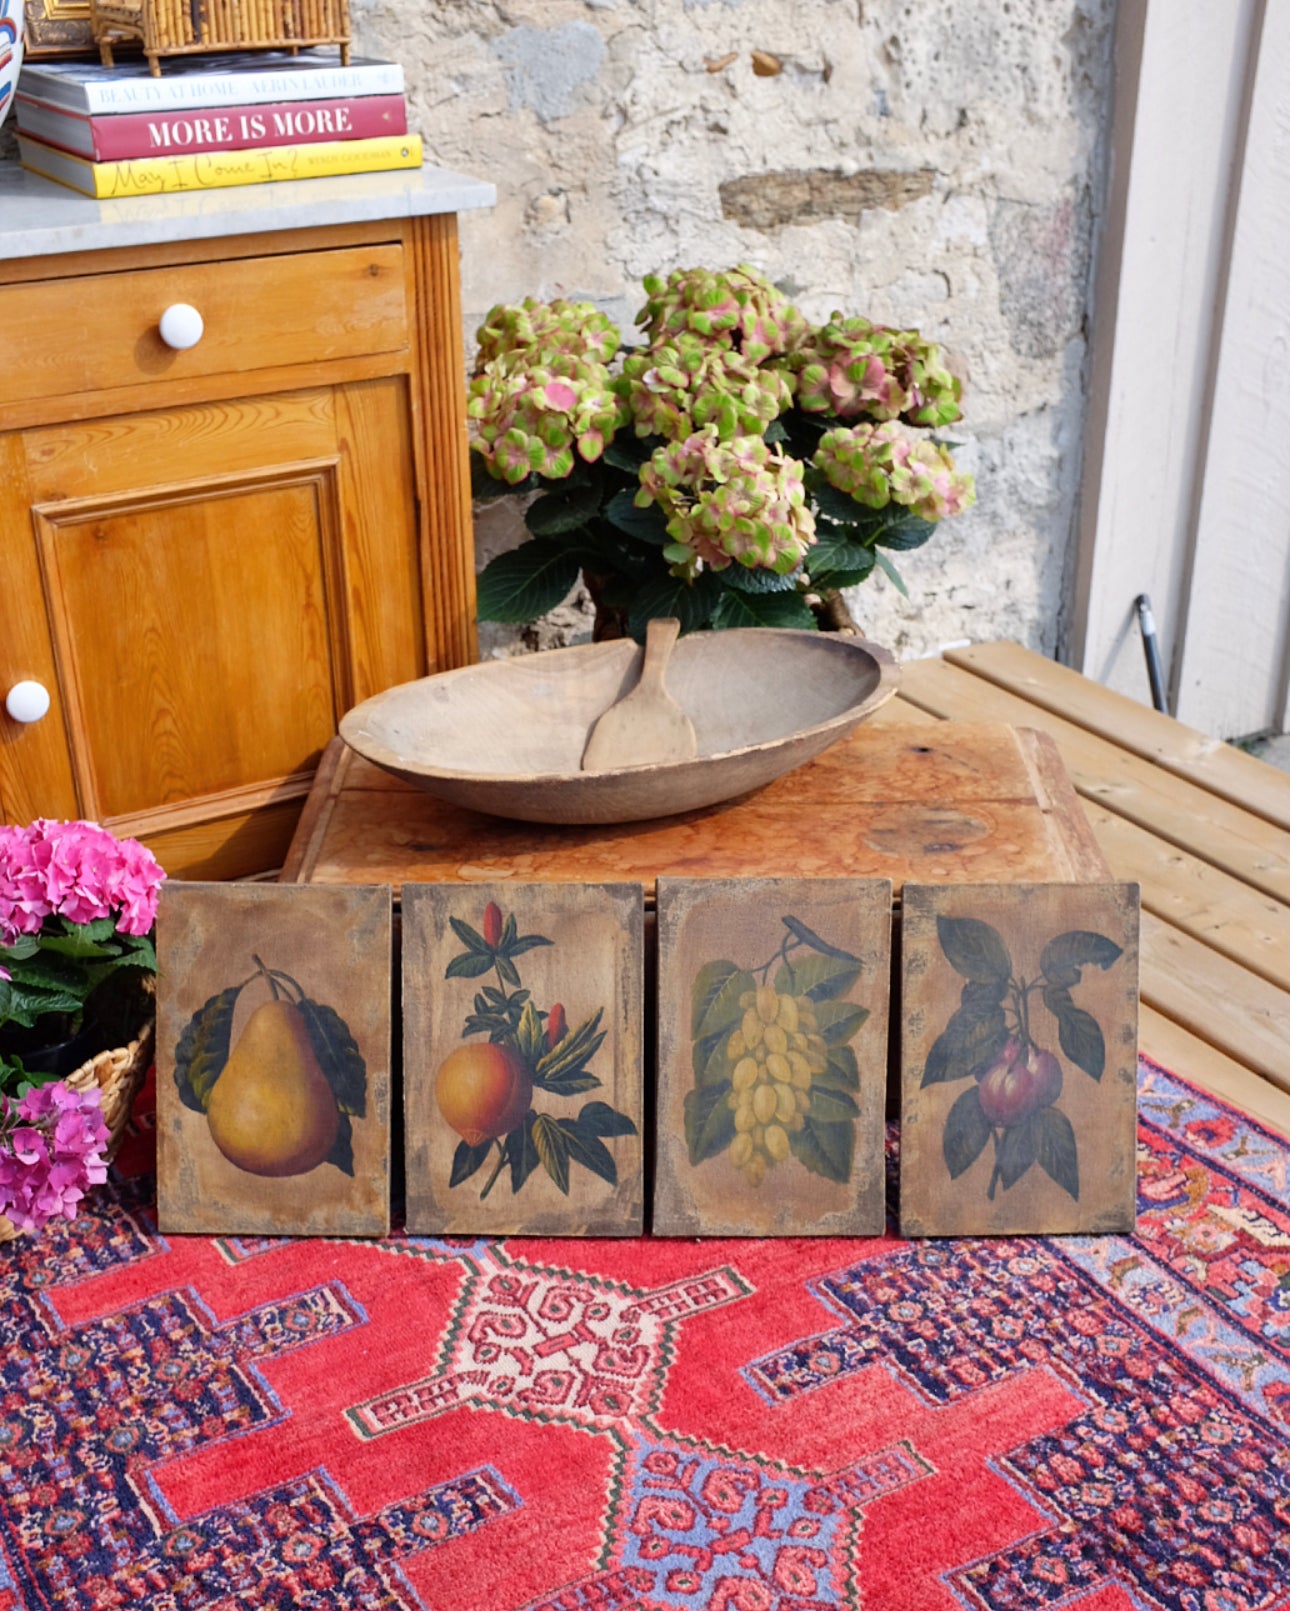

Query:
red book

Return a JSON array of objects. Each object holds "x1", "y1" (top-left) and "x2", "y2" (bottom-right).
[{"x1": 14, "y1": 92, "x2": 408, "y2": 161}]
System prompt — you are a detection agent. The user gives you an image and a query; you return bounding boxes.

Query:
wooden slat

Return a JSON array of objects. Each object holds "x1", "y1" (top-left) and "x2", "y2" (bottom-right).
[
  {"x1": 900, "y1": 655, "x2": 1290, "y2": 904},
  {"x1": 1084, "y1": 803, "x2": 1290, "y2": 994},
  {"x1": 1138, "y1": 1005, "x2": 1290, "y2": 1140},
  {"x1": 945, "y1": 641, "x2": 1290, "y2": 831},
  {"x1": 1139, "y1": 911, "x2": 1290, "y2": 1094}
]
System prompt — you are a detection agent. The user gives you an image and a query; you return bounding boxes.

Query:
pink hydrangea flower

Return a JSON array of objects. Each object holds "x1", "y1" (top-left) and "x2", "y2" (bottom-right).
[
  {"x1": 0, "y1": 1080, "x2": 110, "y2": 1233},
  {"x1": 0, "y1": 819, "x2": 164, "y2": 947}
]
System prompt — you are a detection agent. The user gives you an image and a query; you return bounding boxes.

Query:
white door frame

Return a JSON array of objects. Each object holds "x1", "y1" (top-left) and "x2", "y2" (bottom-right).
[{"x1": 1070, "y1": 0, "x2": 1290, "y2": 739}]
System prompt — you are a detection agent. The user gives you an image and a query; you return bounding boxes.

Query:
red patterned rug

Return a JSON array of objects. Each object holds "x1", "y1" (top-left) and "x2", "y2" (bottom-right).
[{"x1": 1, "y1": 1056, "x2": 1288, "y2": 1611}]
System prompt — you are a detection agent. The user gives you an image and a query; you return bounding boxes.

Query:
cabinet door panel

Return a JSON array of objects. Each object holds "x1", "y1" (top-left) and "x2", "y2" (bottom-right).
[
  {"x1": 6, "y1": 383, "x2": 424, "y2": 877},
  {"x1": 37, "y1": 474, "x2": 339, "y2": 818}
]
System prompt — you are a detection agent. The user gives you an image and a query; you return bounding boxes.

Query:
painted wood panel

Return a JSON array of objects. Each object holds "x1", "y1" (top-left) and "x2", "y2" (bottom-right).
[
  {"x1": 900, "y1": 881, "x2": 1140, "y2": 1238},
  {"x1": 654, "y1": 877, "x2": 892, "y2": 1238},
  {"x1": 156, "y1": 882, "x2": 392, "y2": 1237},
  {"x1": 401, "y1": 881, "x2": 645, "y2": 1237}
]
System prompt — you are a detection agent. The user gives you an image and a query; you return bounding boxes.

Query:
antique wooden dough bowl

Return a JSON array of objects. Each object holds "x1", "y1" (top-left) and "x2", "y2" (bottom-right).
[{"x1": 339, "y1": 629, "x2": 900, "y2": 824}]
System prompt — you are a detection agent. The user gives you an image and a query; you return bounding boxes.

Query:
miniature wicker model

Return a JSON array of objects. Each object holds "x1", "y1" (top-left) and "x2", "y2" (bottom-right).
[{"x1": 90, "y1": 0, "x2": 351, "y2": 78}]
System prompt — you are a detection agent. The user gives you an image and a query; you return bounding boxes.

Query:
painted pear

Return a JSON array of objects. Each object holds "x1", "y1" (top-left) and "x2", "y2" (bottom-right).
[{"x1": 206, "y1": 999, "x2": 340, "y2": 1177}]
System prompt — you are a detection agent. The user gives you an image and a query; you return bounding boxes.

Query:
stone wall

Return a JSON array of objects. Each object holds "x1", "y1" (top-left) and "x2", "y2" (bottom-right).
[{"x1": 351, "y1": 0, "x2": 1116, "y2": 660}]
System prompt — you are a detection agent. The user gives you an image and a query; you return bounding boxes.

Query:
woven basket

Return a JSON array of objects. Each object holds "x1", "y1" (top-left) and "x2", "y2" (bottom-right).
[{"x1": 0, "y1": 1005, "x2": 155, "y2": 1244}]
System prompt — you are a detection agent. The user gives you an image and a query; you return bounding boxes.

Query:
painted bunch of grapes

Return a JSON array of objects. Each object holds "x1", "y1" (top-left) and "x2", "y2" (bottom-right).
[
  {"x1": 686, "y1": 915, "x2": 868, "y2": 1188},
  {"x1": 923, "y1": 915, "x2": 1124, "y2": 1201},
  {"x1": 436, "y1": 901, "x2": 636, "y2": 1198}
]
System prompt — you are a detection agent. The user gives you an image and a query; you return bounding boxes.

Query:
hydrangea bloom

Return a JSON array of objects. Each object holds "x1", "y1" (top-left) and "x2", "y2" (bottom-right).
[
  {"x1": 637, "y1": 429, "x2": 816, "y2": 576},
  {"x1": 0, "y1": 819, "x2": 165, "y2": 948},
  {"x1": 469, "y1": 355, "x2": 626, "y2": 483},
  {"x1": 790, "y1": 315, "x2": 963, "y2": 428},
  {"x1": 0, "y1": 1080, "x2": 109, "y2": 1233},
  {"x1": 618, "y1": 337, "x2": 792, "y2": 442},
  {"x1": 814, "y1": 421, "x2": 976, "y2": 521},
  {"x1": 475, "y1": 297, "x2": 621, "y2": 367},
  {"x1": 637, "y1": 265, "x2": 807, "y2": 364}
]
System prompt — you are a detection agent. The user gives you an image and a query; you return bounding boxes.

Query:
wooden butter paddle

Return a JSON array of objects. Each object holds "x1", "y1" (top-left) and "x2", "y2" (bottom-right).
[{"x1": 581, "y1": 616, "x2": 697, "y2": 772}]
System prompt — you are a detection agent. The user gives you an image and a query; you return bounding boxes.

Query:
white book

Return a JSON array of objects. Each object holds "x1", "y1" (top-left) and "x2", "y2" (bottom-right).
[{"x1": 16, "y1": 51, "x2": 404, "y2": 115}]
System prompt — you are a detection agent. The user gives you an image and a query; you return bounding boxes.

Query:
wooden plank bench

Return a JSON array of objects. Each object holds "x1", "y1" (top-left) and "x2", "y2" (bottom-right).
[{"x1": 281, "y1": 640, "x2": 1290, "y2": 1139}]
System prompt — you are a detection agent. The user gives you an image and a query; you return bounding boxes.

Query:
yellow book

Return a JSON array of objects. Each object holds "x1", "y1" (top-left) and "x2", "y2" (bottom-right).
[{"x1": 18, "y1": 132, "x2": 423, "y2": 198}]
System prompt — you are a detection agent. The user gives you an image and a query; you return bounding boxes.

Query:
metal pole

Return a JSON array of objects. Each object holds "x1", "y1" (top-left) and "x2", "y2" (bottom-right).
[{"x1": 1134, "y1": 594, "x2": 1168, "y2": 713}]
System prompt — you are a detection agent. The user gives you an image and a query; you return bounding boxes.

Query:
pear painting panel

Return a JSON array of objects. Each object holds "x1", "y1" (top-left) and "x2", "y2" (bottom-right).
[
  {"x1": 402, "y1": 881, "x2": 644, "y2": 1236},
  {"x1": 156, "y1": 883, "x2": 391, "y2": 1237},
  {"x1": 653, "y1": 877, "x2": 892, "y2": 1237},
  {"x1": 899, "y1": 881, "x2": 1139, "y2": 1238}
]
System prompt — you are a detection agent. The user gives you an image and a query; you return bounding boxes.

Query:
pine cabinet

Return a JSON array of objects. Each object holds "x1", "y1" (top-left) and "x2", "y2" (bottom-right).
[{"x1": 0, "y1": 184, "x2": 488, "y2": 879}]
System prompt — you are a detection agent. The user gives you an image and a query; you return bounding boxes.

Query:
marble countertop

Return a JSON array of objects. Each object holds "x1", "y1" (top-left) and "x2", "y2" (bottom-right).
[{"x1": 0, "y1": 159, "x2": 495, "y2": 260}]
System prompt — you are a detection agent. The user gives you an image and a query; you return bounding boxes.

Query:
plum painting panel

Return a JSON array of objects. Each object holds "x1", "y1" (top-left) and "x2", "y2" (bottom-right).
[
  {"x1": 402, "y1": 882, "x2": 644, "y2": 1237},
  {"x1": 900, "y1": 881, "x2": 1139, "y2": 1237},
  {"x1": 654, "y1": 876, "x2": 892, "y2": 1237},
  {"x1": 156, "y1": 883, "x2": 391, "y2": 1237}
]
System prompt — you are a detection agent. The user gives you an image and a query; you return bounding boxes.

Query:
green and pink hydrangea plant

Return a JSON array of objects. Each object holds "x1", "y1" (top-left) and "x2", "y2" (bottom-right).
[
  {"x1": 0, "y1": 819, "x2": 164, "y2": 1232},
  {"x1": 468, "y1": 264, "x2": 975, "y2": 639}
]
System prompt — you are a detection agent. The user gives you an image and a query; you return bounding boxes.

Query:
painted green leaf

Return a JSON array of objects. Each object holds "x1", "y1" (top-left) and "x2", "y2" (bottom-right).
[
  {"x1": 507, "y1": 1114, "x2": 541, "y2": 1193},
  {"x1": 781, "y1": 915, "x2": 860, "y2": 963},
  {"x1": 692, "y1": 963, "x2": 755, "y2": 1040},
  {"x1": 506, "y1": 935, "x2": 554, "y2": 958},
  {"x1": 578, "y1": 1100, "x2": 637, "y2": 1138},
  {"x1": 1043, "y1": 986, "x2": 1106, "y2": 1079},
  {"x1": 532, "y1": 1112, "x2": 571, "y2": 1194},
  {"x1": 789, "y1": 1114, "x2": 853, "y2": 1183},
  {"x1": 684, "y1": 1080, "x2": 736, "y2": 1165},
  {"x1": 808, "y1": 1084, "x2": 860, "y2": 1122},
  {"x1": 812, "y1": 1000, "x2": 869, "y2": 1047},
  {"x1": 997, "y1": 1116, "x2": 1038, "y2": 1191},
  {"x1": 535, "y1": 1009, "x2": 605, "y2": 1080},
  {"x1": 816, "y1": 1045, "x2": 860, "y2": 1091},
  {"x1": 324, "y1": 1111, "x2": 355, "y2": 1177},
  {"x1": 1036, "y1": 1105, "x2": 1080, "y2": 1200},
  {"x1": 921, "y1": 991, "x2": 1009, "y2": 1087},
  {"x1": 692, "y1": 1026, "x2": 731, "y2": 1089},
  {"x1": 297, "y1": 996, "x2": 367, "y2": 1118},
  {"x1": 773, "y1": 953, "x2": 861, "y2": 1003},
  {"x1": 174, "y1": 983, "x2": 245, "y2": 1114},
  {"x1": 1039, "y1": 929, "x2": 1123, "y2": 989},
  {"x1": 942, "y1": 1083, "x2": 991, "y2": 1178},
  {"x1": 516, "y1": 999, "x2": 546, "y2": 1063},
  {"x1": 450, "y1": 1137, "x2": 493, "y2": 1188},
  {"x1": 557, "y1": 1118, "x2": 618, "y2": 1186},
  {"x1": 449, "y1": 916, "x2": 490, "y2": 953},
  {"x1": 936, "y1": 915, "x2": 1012, "y2": 983},
  {"x1": 446, "y1": 952, "x2": 495, "y2": 980}
]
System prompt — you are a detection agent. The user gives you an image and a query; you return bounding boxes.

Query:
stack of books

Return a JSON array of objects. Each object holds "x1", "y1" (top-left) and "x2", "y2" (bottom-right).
[{"x1": 16, "y1": 49, "x2": 420, "y2": 198}]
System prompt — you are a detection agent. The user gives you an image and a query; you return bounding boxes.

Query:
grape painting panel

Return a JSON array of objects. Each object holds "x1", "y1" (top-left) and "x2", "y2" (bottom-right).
[
  {"x1": 900, "y1": 881, "x2": 1139, "y2": 1237},
  {"x1": 654, "y1": 877, "x2": 891, "y2": 1237}
]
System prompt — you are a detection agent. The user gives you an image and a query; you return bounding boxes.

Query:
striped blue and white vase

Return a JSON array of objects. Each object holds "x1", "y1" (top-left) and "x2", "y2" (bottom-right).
[{"x1": 0, "y1": 0, "x2": 24, "y2": 131}]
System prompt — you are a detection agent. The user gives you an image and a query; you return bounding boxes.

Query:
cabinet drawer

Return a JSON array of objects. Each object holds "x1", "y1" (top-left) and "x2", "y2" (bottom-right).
[{"x1": 0, "y1": 244, "x2": 408, "y2": 409}]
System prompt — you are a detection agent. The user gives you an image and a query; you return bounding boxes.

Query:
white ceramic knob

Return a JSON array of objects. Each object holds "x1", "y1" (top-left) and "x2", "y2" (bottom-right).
[
  {"x1": 158, "y1": 303, "x2": 204, "y2": 350},
  {"x1": 5, "y1": 681, "x2": 51, "y2": 724}
]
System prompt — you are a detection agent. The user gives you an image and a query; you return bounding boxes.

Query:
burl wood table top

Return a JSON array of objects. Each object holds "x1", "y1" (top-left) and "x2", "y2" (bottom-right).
[{"x1": 282, "y1": 718, "x2": 1109, "y2": 900}]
